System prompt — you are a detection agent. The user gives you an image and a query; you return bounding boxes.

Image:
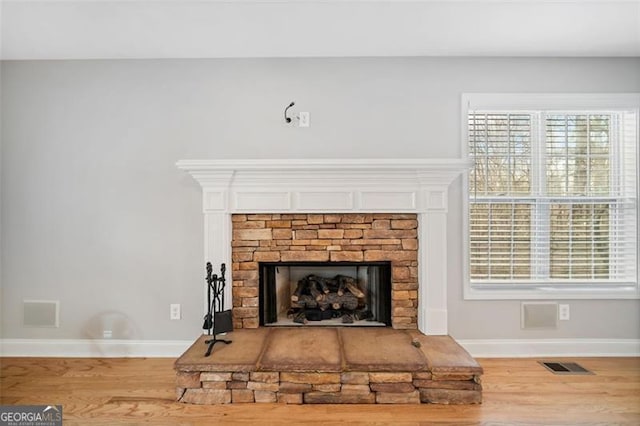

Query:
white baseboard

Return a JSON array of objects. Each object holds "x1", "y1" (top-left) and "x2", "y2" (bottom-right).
[
  {"x1": 0, "y1": 339, "x2": 194, "y2": 357},
  {"x1": 457, "y1": 338, "x2": 640, "y2": 358}
]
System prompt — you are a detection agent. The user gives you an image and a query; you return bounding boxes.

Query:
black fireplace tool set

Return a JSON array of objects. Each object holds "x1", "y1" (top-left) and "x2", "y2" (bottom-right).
[{"x1": 202, "y1": 262, "x2": 233, "y2": 357}]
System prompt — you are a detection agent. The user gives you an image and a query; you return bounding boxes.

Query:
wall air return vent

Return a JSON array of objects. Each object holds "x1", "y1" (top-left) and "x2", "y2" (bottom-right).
[
  {"x1": 23, "y1": 300, "x2": 59, "y2": 327},
  {"x1": 521, "y1": 302, "x2": 558, "y2": 329}
]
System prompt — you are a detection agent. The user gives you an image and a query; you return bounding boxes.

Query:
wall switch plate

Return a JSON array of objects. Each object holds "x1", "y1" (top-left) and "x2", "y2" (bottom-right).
[
  {"x1": 170, "y1": 303, "x2": 181, "y2": 320},
  {"x1": 103, "y1": 330, "x2": 112, "y2": 339},
  {"x1": 559, "y1": 304, "x2": 570, "y2": 321},
  {"x1": 299, "y1": 112, "x2": 310, "y2": 127}
]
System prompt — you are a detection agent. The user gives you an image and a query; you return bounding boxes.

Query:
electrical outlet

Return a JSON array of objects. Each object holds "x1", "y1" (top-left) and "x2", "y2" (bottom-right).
[
  {"x1": 170, "y1": 303, "x2": 181, "y2": 320},
  {"x1": 103, "y1": 330, "x2": 112, "y2": 339},
  {"x1": 299, "y1": 112, "x2": 310, "y2": 127},
  {"x1": 559, "y1": 304, "x2": 570, "y2": 321}
]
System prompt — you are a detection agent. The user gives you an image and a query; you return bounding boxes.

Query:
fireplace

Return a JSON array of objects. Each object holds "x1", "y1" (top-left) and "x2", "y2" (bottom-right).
[
  {"x1": 177, "y1": 158, "x2": 471, "y2": 335},
  {"x1": 260, "y1": 261, "x2": 392, "y2": 326},
  {"x1": 175, "y1": 159, "x2": 483, "y2": 407}
]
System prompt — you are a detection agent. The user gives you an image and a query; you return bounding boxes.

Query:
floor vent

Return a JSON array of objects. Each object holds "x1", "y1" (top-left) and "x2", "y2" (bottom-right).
[{"x1": 539, "y1": 361, "x2": 593, "y2": 375}]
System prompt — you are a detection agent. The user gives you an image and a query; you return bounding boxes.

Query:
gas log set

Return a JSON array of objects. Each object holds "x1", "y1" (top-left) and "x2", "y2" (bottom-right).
[{"x1": 288, "y1": 274, "x2": 373, "y2": 324}]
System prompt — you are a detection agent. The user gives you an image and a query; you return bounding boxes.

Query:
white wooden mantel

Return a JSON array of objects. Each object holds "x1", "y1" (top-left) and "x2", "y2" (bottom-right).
[{"x1": 177, "y1": 158, "x2": 471, "y2": 335}]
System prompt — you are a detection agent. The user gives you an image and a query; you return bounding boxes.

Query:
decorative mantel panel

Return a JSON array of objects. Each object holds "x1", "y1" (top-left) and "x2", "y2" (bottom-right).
[{"x1": 177, "y1": 159, "x2": 471, "y2": 335}]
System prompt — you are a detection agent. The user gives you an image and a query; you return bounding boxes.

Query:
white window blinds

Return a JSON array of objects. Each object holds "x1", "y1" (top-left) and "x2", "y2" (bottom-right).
[{"x1": 468, "y1": 108, "x2": 638, "y2": 287}]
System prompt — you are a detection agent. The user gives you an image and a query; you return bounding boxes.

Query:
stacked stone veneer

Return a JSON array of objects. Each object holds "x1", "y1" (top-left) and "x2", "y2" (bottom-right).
[
  {"x1": 231, "y1": 213, "x2": 419, "y2": 329},
  {"x1": 177, "y1": 370, "x2": 482, "y2": 405}
]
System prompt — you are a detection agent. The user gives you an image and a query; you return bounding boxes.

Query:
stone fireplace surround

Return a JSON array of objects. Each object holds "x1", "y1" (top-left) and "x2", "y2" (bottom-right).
[
  {"x1": 232, "y1": 212, "x2": 417, "y2": 329},
  {"x1": 177, "y1": 158, "x2": 471, "y2": 335}
]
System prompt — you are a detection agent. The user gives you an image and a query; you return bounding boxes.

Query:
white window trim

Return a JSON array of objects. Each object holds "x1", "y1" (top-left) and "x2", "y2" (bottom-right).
[{"x1": 462, "y1": 93, "x2": 640, "y2": 300}]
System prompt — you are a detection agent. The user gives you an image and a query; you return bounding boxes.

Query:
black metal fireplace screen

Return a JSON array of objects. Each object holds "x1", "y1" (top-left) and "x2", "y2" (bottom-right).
[{"x1": 259, "y1": 261, "x2": 391, "y2": 326}]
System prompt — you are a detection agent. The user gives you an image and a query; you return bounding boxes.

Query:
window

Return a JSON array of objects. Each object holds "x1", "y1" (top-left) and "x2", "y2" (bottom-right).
[{"x1": 463, "y1": 94, "x2": 639, "y2": 299}]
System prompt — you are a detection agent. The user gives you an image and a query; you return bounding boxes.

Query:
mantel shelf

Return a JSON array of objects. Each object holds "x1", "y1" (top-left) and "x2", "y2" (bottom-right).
[{"x1": 176, "y1": 158, "x2": 473, "y2": 172}]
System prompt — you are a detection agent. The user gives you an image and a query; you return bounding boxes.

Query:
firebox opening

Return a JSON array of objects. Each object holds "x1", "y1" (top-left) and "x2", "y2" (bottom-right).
[{"x1": 259, "y1": 261, "x2": 391, "y2": 327}]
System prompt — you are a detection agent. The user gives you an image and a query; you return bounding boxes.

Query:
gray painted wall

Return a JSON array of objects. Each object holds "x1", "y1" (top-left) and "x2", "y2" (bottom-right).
[{"x1": 1, "y1": 57, "x2": 639, "y2": 341}]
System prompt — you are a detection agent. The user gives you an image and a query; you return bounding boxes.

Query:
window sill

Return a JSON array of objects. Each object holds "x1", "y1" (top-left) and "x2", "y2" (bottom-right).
[{"x1": 464, "y1": 283, "x2": 640, "y2": 300}]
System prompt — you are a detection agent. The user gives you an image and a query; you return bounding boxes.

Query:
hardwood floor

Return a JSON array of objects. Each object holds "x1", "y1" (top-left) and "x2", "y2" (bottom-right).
[{"x1": 1, "y1": 357, "x2": 639, "y2": 425}]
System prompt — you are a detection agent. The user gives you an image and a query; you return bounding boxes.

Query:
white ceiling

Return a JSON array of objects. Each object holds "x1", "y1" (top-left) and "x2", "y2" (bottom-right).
[{"x1": 1, "y1": 0, "x2": 639, "y2": 60}]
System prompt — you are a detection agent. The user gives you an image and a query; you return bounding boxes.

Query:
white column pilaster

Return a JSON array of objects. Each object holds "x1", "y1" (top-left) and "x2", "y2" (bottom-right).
[
  {"x1": 417, "y1": 187, "x2": 450, "y2": 335},
  {"x1": 203, "y1": 212, "x2": 233, "y2": 312}
]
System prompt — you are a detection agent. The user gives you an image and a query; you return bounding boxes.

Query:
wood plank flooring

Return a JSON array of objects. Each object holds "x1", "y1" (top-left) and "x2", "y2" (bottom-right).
[{"x1": 1, "y1": 356, "x2": 639, "y2": 425}]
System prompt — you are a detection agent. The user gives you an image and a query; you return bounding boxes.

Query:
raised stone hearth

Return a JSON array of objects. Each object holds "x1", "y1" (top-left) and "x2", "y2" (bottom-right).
[{"x1": 175, "y1": 328, "x2": 483, "y2": 405}]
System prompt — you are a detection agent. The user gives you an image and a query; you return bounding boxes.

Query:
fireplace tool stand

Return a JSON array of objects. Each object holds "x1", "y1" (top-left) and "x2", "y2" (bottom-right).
[{"x1": 203, "y1": 262, "x2": 232, "y2": 357}]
